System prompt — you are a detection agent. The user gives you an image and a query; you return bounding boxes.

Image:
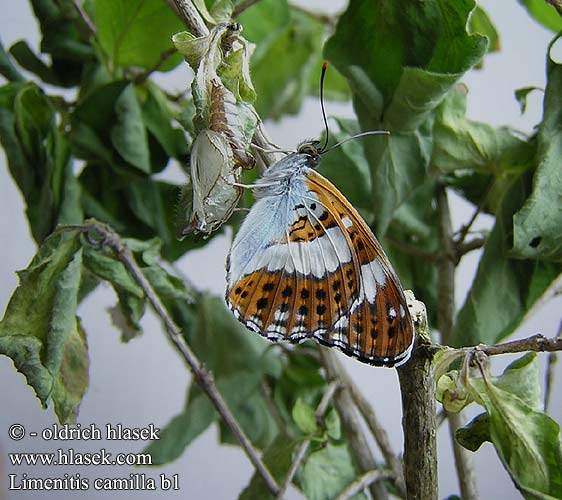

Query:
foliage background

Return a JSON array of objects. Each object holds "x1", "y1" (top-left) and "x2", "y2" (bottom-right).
[{"x1": 0, "y1": 0, "x2": 561, "y2": 498}]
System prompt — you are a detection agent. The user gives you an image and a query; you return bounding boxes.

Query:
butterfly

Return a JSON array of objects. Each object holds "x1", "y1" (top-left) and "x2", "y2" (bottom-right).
[{"x1": 225, "y1": 140, "x2": 414, "y2": 367}]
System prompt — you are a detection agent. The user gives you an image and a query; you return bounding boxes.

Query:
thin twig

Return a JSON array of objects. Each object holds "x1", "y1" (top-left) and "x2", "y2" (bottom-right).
[
  {"x1": 436, "y1": 185, "x2": 479, "y2": 500},
  {"x1": 546, "y1": 0, "x2": 562, "y2": 18},
  {"x1": 335, "y1": 470, "x2": 393, "y2": 500},
  {"x1": 454, "y1": 179, "x2": 493, "y2": 251},
  {"x1": 260, "y1": 381, "x2": 291, "y2": 438},
  {"x1": 544, "y1": 352, "x2": 557, "y2": 412},
  {"x1": 423, "y1": 333, "x2": 562, "y2": 360},
  {"x1": 436, "y1": 186, "x2": 456, "y2": 346},
  {"x1": 471, "y1": 334, "x2": 562, "y2": 356},
  {"x1": 385, "y1": 235, "x2": 438, "y2": 262},
  {"x1": 321, "y1": 350, "x2": 389, "y2": 500},
  {"x1": 77, "y1": 222, "x2": 280, "y2": 496},
  {"x1": 289, "y1": 3, "x2": 337, "y2": 28},
  {"x1": 170, "y1": 0, "x2": 209, "y2": 37},
  {"x1": 448, "y1": 412, "x2": 478, "y2": 500},
  {"x1": 71, "y1": 0, "x2": 97, "y2": 35},
  {"x1": 545, "y1": 320, "x2": 561, "y2": 412},
  {"x1": 455, "y1": 235, "x2": 487, "y2": 262},
  {"x1": 232, "y1": 0, "x2": 262, "y2": 17},
  {"x1": 276, "y1": 381, "x2": 340, "y2": 499},
  {"x1": 134, "y1": 48, "x2": 177, "y2": 84},
  {"x1": 326, "y1": 354, "x2": 406, "y2": 497}
]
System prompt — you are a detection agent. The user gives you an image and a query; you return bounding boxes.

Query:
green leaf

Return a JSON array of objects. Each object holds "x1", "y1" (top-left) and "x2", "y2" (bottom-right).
[
  {"x1": 298, "y1": 442, "x2": 368, "y2": 500},
  {"x1": 111, "y1": 84, "x2": 151, "y2": 173},
  {"x1": 462, "y1": 354, "x2": 562, "y2": 498},
  {"x1": 436, "y1": 369, "x2": 472, "y2": 413},
  {"x1": 237, "y1": 0, "x2": 290, "y2": 58},
  {"x1": 517, "y1": 0, "x2": 562, "y2": 33},
  {"x1": 180, "y1": 295, "x2": 284, "y2": 450},
  {"x1": 326, "y1": 0, "x2": 487, "y2": 110},
  {"x1": 456, "y1": 412, "x2": 491, "y2": 452},
  {"x1": 0, "y1": 231, "x2": 88, "y2": 422},
  {"x1": 308, "y1": 58, "x2": 350, "y2": 102},
  {"x1": 513, "y1": 45, "x2": 562, "y2": 261},
  {"x1": 325, "y1": 0, "x2": 488, "y2": 235},
  {"x1": 147, "y1": 371, "x2": 275, "y2": 465},
  {"x1": 432, "y1": 86, "x2": 534, "y2": 175},
  {"x1": 453, "y1": 175, "x2": 562, "y2": 346},
  {"x1": 9, "y1": 40, "x2": 60, "y2": 85},
  {"x1": 218, "y1": 384, "x2": 279, "y2": 449},
  {"x1": 94, "y1": 0, "x2": 183, "y2": 71},
  {"x1": 317, "y1": 118, "x2": 372, "y2": 213},
  {"x1": 141, "y1": 83, "x2": 189, "y2": 160},
  {"x1": 515, "y1": 86, "x2": 542, "y2": 115},
  {"x1": 28, "y1": 0, "x2": 95, "y2": 86},
  {"x1": 209, "y1": 0, "x2": 234, "y2": 24},
  {"x1": 324, "y1": 408, "x2": 341, "y2": 440},
  {"x1": 239, "y1": 435, "x2": 299, "y2": 500},
  {"x1": 242, "y1": 3, "x2": 324, "y2": 119},
  {"x1": 0, "y1": 39, "x2": 24, "y2": 82},
  {"x1": 144, "y1": 384, "x2": 217, "y2": 465},
  {"x1": 384, "y1": 180, "x2": 439, "y2": 327},
  {"x1": 188, "y1": 294, "x2": 283, "y2": 379},
  {"x1": 143, "y1": 266, "x2": 193, "y2": 302},
  {"x1": 82, "y1": 243, "x2": 146, "y2": 339},
  {"x1": 71, "y1": 81, "x2": 136, "y2": 169},
  {"x1": 82, "y1": 245, "x2": 144, "y2": 297},
  {"x1": 469, "y1": 6, "x2": 500, "y2": 53},
  {"x1": 51, "y1": 319, "x2": 90, "y2": 423},
  {"x1": 292, "y1": 397, "x2": 319, "y2": 435},
  {"x1": 0, "y1": 82, "x2": 83, "y2": 242}
]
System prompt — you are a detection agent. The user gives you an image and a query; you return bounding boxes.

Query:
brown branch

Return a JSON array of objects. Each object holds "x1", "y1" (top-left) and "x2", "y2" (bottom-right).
[
  {"x1": 397, "y1": 336, "x2": 438, "y2": 500},
  {"x1": 321, "y1": 350, "x2": 389, "y2": 500},
  {"x1": 169, "y1": 0, "x2": 209, "y2": 37},
  {"x1": 473, "y1": 334, "x2": 562, "y2": 356},
  {"x1": 335, "y1": 470, "x2": 394, "y2": 500},
  {"x1": 276, "y1": 381, "x2": 339, "y2": 499},
  {"x1": 232, "y1": 0, "x2": 262, "y2": 17},
  {"x1": 436, "y1": 185, "x2": 479, "y2": 500},
  {"x1": 75, "y1": 222, "x2": 280, "y2": 496},
  {"x1": 454, "y1": 179, "x2": 494, "y2": 251},
  {"x1": 455, "y1": 235, "x2": 487, "y2": 262}
]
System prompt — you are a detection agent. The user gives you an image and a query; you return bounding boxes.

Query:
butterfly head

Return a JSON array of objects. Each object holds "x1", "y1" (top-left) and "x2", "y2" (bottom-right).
[{"x1": 296, "y1": 140, "x2": 322, "y2": 167}]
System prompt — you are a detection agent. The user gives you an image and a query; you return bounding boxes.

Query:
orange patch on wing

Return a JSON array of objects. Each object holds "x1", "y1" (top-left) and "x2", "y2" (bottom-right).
[
  {"x1": 227, "y1": 261, "x2": 362, "y2": 339},
  {"x1": 282, "y1": 210, "x2": 338, "y2": 243}
]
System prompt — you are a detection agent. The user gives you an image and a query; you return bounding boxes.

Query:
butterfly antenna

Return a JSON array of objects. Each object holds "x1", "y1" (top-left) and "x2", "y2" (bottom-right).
[
  {"x1": 325, "y1": 130, "x2": 391, "y2": 153},
  {"x1": 320, "y1": 61, "x2": 330, "y2": 152}
]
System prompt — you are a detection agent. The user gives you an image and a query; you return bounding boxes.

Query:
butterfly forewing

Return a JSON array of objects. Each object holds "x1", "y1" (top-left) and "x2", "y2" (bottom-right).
[{"x1": 306, "y1": 170, "x2": 414, "y2": 365}]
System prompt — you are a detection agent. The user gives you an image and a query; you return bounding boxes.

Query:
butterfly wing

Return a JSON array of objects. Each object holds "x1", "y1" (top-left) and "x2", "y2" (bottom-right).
[
  {"x1": 305, "y1": 169, "x2": 414, "y2": 366},
  {"x1": 226, "y1": 166, "x2": 413, "y2": 367}
]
